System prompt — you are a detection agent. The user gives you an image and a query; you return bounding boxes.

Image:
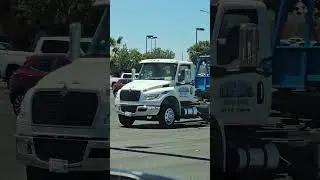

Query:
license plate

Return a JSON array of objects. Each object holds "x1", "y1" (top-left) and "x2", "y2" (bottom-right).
[
  {"x1": 124, "y1": 111, "x2": 132, "y2": 117},
  {"x1": 49, "y1": 158, "x2": 68, "y2": 173}
]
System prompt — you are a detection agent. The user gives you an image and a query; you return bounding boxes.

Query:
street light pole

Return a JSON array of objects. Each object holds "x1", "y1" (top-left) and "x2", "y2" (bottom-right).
[
  {"x1": 196, "y1": 27, "x2": 205, "y2": 44},
  {"x1": 153, "y1": 37, "x2": 157, "y2": 49},
  {"x1": 145, "y1": 35, "x2": 153, "y2": 53}
]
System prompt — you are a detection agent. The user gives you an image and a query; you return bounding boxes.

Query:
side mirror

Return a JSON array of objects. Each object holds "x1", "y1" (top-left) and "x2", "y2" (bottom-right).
[
  {"x1": 238, "y1": 23, "x2": 260, "y2": 67},
  {"x1": 131, "y1": 68, "x2": 136, "y2": 81}
]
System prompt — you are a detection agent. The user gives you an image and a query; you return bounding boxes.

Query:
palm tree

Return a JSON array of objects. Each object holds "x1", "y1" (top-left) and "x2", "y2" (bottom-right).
[{"x1": 110, "y1": 36, "x2": 123, "y2": 57}]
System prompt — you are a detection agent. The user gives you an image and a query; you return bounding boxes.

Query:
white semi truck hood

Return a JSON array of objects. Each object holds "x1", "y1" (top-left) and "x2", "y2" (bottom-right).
[
  {"x1": 36, "y1": 58, "x2": 108, "y2": 91},
  {"x1": 121, "y1": 80, "x2": 172, "y2": 92}
]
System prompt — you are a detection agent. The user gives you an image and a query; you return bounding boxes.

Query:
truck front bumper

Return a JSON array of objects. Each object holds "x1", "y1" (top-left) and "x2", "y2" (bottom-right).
[
  {"x1": 16, "y1": 134, "x2": 109, "y2": 172},
  {"x1": 114, "y1": 104, "x2": 160, "y2": 117}
]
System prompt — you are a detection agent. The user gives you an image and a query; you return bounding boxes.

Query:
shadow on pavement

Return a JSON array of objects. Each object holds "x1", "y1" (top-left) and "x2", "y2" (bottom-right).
[
  {"x1": 125, "y1": 121, "x2": 208, "y2": 130},
  {"x1": 111, "y1": 147, "x2": 210, "y2": 161}
]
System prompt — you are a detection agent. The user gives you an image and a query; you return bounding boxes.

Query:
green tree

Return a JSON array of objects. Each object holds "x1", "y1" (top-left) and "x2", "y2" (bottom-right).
[
  {"x1": 4, "y1": 0, "x2": 102, "y2": 49},
  {"x1": 143, "y1": 48, "x2": 175, "y2": 59},
  {"x1": 187, "y1": 40, "x2": 210, "y2": 64},
  {"x1": 110, "y1": 36, "x2": 123, "y2": 57},
  {"x1": 111, "y1": 45, "x2": 143, "y2": 75}
]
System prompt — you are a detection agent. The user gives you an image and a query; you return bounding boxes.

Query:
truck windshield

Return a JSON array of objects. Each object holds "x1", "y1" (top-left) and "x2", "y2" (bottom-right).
[
  {"x1": 137, "y1": 63, "x2": 178, "y2": 80},
  {"x1": 217, "y1": 10, "x2": 258, "y2": 65}
]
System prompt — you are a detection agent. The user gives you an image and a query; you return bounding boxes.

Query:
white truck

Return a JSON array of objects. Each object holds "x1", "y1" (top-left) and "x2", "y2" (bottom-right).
[
  {"x1": 114, "y1": 59, "x2": 209, "y2": 128},
  {"x1": 0, "y1": 36, "x2": 92, "y2": 87},
  {"x1": 15, "y1": 1, "x2": 109, "y2": 179}
]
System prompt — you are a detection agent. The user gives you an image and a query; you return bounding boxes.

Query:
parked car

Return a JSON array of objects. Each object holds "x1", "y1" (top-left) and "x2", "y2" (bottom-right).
[
  {"x1": 110, "y1": 73, "x2": 138, "y2": 90},
  {"x1": 0, "y1": 36, "x2": 91, "y2": 88},
  {"x1": 9, "y1": 53, "x2": 71, "y2": 115},
  {"x1": 113, "y1": 78, "x2": 132, "y2": 96}
]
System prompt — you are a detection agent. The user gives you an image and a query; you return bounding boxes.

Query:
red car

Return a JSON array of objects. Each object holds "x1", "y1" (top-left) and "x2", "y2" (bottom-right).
[
  {"x1": 113, "y1": 78, "x2": 132, "y2": 96},
  {"x1": 9, "y1": 53, "x2": 71, "y2": 115}
]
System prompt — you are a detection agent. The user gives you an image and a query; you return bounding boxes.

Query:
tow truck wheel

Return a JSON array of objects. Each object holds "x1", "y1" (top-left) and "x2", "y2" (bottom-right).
[
  {"x1": 118, "y1": 115, "x2": 135, "y2": 127},
  {"x1": 158, "y1": 104, "x2": 176, "y2": 128}
]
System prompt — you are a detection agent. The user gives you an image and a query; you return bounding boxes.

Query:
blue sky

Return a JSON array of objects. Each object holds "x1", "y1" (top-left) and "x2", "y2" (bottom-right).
[{"x1": 111, "y1": 0, "x2": 210, "y2": 60}]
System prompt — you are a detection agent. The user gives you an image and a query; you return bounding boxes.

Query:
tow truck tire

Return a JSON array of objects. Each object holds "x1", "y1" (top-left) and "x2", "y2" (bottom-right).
[
  {"x1": 118, "y1": 115, "x2": 135, "y2": 127},
  {"x1": 158, "y1": 104, "x2": 176, "y2": 128}
]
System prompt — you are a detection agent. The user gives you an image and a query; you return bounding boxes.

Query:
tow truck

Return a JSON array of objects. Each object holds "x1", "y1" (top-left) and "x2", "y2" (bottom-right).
[
  {"x1": 211, "y1": 0, "x2": 320, "y2": 179},
  {"x1": 15, "y1": 1, "x2": 109, "y2": 179},
  {"x1": 114, "y1": 59, "x2": 210, "y2": 128}
]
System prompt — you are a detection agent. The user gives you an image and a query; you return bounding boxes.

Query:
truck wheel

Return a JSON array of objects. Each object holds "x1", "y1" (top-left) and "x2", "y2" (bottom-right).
[
  {"x1": 158, "y1": 104, "x2": 176, "y2": 128},
  {"x1": 113, "y1": 90, "x2": 117, "y2": 97},
  {"x1": 26, "y1": 166, "x2": 49, "y2": 180},
  {"x1": 118, "y1": 115, "x2": 135, "y2": 127}
]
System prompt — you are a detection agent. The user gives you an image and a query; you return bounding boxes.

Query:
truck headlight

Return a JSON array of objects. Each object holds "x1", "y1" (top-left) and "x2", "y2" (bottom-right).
[
  {"x1": 143, "y1": 91, "x2": 169, "y2": 101},
  {"x1": 144, "y1": 93, "x2": 161, "y2": 100}
]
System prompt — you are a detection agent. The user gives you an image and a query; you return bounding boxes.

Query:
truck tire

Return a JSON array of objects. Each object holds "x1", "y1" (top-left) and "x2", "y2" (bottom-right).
[
  {"x1": 5, "y1": 65, "x2": 19, "y2": 89},
  {"x1": 157, "y1": 103, "x2": 176, "y2": 128},
  {"x1": 118, "y1": 115, "x2": 135, "y2": 127},
  {"x1": 111, "y1": 82, "x2": 116, "y2": 90},
  {"x1": 26, "y1": 166, "x2": 48, "y2": 180},
  {"x1": 113, "y1": 90, "x2": 117, "y2": 97}
]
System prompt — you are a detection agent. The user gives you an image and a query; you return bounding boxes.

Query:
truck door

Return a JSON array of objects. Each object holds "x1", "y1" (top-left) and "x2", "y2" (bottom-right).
[{"x1": 176, "y1": 64, "x2": 195, "y2": 102}]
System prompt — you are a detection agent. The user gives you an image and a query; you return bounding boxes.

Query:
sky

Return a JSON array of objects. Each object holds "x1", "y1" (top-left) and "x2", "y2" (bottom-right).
[{"x1": 110, "y1": 0, "x2": 210, "y2": 60}]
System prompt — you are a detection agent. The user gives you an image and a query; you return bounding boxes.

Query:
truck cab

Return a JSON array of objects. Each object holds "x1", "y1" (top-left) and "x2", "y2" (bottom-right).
[
  {"x1": 15, "y1": 1, "x2": 110, "y2": 179},
  {"x1": 114, "y1": 59, "x2": 203, "y2": 128}
]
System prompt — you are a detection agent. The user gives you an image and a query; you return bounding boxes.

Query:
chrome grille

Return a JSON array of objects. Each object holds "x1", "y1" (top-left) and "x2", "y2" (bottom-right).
[
  {"x1": 32, "y1": 91, "x2": 98, "y2": 126},
  {"x1": 120, "y1": 90, "x2": 141, "y2": 101}
]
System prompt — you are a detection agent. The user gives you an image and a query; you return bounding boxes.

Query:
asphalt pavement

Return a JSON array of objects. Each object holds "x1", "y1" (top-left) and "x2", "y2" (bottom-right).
[
  {"x1": 0, "y1": 82, "x2": 210, "y2": 179},
  {"x1": 110, "y1": 93, "x2": 210, "y2": 179},
  {"x1": 0, "y1": 82, "x2": 26, "y2": 179},
  {"x1": 0, "y1": 82, "x2": 292, "y2": 180}
]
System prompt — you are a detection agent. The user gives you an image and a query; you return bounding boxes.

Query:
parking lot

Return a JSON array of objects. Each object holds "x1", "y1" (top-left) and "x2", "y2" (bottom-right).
[
  {"x1": 0, "y1": 82, "x2": 210, "y2": 179},
  {"x1": 110, "y1": 93, "x2": 210, "y2": 179}
]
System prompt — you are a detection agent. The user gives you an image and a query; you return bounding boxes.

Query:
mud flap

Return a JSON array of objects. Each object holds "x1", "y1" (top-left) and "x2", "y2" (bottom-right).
[{"x1": 211, "y1": 116, "x2": 227, "y2": 176}]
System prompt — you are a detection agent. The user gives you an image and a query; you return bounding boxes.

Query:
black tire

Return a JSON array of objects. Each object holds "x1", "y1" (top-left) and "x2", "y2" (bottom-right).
[
  {"x1": 26, "y1": 166, "x2": 49, "y2": 180},
  {"x1": 157, "y1": 103, "x2": 176, "y2": 128},
  {"x1": 6, "y1": 67, "x2": 18, "y2": 89},
  {"x1": 111, "y1": 82, "x2": 116, "y2": 90},
  {"x1": 12, "y1": 94, "x2": 24, "y2": 116},
  {"x1": 113, "y1": 90, "x2": 117, "y2": 97},
  {"x1": 118, "y1": 114, "x2": 135, "y2": 127}
]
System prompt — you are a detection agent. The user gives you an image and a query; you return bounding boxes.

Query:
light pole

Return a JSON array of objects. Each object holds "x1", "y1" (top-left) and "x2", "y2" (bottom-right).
[
  {"x1": 152, "y1": 36, "x2": 157, "y2": 50},
  {"x1": 146, "y1": 35, "x2": 153, "y2": 53},
  {"x1": 196, "y1": 27, "x2": 205, "y2": 44}
]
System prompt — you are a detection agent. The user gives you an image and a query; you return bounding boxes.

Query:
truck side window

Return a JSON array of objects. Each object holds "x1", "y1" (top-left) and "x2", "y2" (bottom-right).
[
  {"x1": 178, "y1": 65, "x2": 191, "y2": 83},
  {"x1": 217, "y1": 9, "x2": 258, "y2": 66}
]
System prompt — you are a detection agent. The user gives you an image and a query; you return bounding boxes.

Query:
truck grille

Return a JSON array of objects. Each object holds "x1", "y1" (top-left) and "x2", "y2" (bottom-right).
[
  {"x1": 33, "y1": 138, "x2": 87, "y2": 164},
  {"x1": 120, "y1": 90, "x2": 141, "y2": 101},
  {"x1": 120, "y1": 105, "x2": 137, "y2": 113},
  {"x1": 32, "y1": 91, "x2": 98, "y2": 126}
]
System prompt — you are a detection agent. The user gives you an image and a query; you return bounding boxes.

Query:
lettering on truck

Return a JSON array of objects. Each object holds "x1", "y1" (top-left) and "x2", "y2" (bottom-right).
[{"x1": 219, "y1": 80, "x2": 254, "y2": 113}]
